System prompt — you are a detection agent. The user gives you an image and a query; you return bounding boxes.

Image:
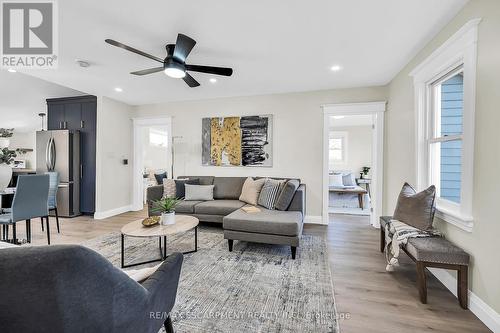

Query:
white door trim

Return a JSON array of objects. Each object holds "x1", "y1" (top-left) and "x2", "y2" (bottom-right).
[
  {"x1": 322, "y1": 101, "x2": 386, "y2": 227},
  {"x1": 131, "y1": 116, "x2": 172, "y2": 211}
]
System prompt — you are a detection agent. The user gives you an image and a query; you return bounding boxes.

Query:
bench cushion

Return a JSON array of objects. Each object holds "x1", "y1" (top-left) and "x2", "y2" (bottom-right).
[
  {"x1": 406, "y1": 237, "x2": 469, "y2": 265},
  {"x1": 194, "y1": 200, "x2": 245, "y2": 216},
  {"x1": 223, "y1": 207, "x2": 302, "y2": 236}
]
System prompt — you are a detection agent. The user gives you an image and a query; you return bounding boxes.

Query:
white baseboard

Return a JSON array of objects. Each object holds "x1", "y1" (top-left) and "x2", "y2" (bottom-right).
[
  {"x1": 428, "y1": 268, "x2": 500, "y2": 332},
  {"x1": 304, "y1": 215, "x2": 326, "y2": 225},
  {"x1": 94, "y1": 205, "x2": 132, "y2": 220}
]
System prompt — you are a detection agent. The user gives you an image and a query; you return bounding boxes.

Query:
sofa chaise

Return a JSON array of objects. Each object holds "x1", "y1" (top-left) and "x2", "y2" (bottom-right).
[{"x1": 147, "y1": 176, "x2": 305, "y2": 259}]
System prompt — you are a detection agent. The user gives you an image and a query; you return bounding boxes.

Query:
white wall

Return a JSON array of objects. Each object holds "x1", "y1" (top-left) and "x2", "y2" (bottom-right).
[
  {"x1": 95, "y1": 96, "x2": 134, "y2": 217},
  {"x1": 330, "y1": 125, "x2": 372, "y2": 176},
  {"x1": 386, "y1": 0, "x2": 500, "y2": 320},
  {"x1": 134, "y1": 87, "x2": 388, "y2": 219},
  {"x1": 8, "y1": 131, "x2": 36, "y2": 169}
]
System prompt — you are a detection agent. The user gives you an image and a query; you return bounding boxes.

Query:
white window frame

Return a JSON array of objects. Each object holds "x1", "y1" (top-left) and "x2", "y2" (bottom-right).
[
  {"x1": 410, "y1": 18, "x2": 481, "y2": 232},
  {"x1": 329, "y1": 131, "x2": 348, "y2": 165}
]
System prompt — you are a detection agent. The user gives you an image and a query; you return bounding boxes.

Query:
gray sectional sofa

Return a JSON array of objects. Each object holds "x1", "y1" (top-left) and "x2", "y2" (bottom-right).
[{"x1": 147, "y1": 176, "x2": 305, "y2": 259}]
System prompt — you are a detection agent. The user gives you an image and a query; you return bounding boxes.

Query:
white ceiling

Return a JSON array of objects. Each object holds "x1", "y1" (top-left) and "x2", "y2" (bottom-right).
[
  {"x1": 0, "y1": 72, "x2": 83, "y2": 132},
  {"x1": 21, "y1": 0, "x2": 467, "y2": 106},
  {"x1": 329, "y1": 114, "x2": 373, "y2": 127}
]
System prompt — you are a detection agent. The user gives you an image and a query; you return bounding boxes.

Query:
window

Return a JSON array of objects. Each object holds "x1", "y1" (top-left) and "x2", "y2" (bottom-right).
[
  {"x1": 411, "y1": 19, "x2": 480, "y2": 232},
  {"x1": 429, "y1": 68, "x2": 463, "y2": 204},
  {"x1": 329, "y1": 131, "x2": 347, "y2": 165},
  {"x1": 149, "y1": 129, "x2": 168, "y2": 147}
]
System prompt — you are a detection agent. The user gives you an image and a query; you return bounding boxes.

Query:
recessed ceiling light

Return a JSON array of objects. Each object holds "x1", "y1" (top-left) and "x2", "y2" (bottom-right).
[
  {"x1": 330, "y1": 65, "x2": 342, "y2": 72},
  {"x1": 209, "y1": 78, "x2": 217, "y2": 83},
  {"x1": 7, "y1": 68, "x2": 16, "y2": 73},
  {"x1": 114, "y1": 87, "x2": 123, "y2": 92},
  {"x1": 332, "y1": 116, "x2": 345, "y2": 119}
]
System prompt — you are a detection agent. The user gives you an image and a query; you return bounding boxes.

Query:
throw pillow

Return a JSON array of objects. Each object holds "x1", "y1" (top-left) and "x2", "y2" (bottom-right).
[
  {"x1": 162, "y1": 179, "x2": 176, "y2": 199},
  {"x1": 329, "y1": 174, "x2": 343, "y2": 187},
  {"x1": 342, "y1": 173, "x2": 356, "y2": 187},
  {"x1": 184, "y1": 184, "x2": 215, "y2": 201},
  {"x1": 393, "y1": 182, "x2": 436, "y2": 231},
  {"x1": 174, "y1": 178, "x2": 200, "y2": 199},
  {"x1": 257, "y1": 179, "x2": 285, "y2": 210},
  {"x1": 275, "y1": 179, "x2": 300, "y2": 211},
  {"x1": 154, "y1": 172, "x2": 167, "y2": 185},
  {"x1": 239, "y1": 177, "x2": 266, "y2": 205}
]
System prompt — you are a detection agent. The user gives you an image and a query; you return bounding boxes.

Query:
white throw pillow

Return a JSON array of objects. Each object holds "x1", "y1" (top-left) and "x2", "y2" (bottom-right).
[
  {"x1": 239, "y1": 177, "x2": 266, "y2": 205},
  {"x1": 329, "y1": 174, "x2": 344, "y2": 187},
  {"x1": 184, "y1": 184, "x2": 214, "y2": 201}
]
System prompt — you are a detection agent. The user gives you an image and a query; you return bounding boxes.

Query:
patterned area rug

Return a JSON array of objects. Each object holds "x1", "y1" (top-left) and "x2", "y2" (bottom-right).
[{"x1": 83, "y1": 225, "x2": 339, "y2": 333}]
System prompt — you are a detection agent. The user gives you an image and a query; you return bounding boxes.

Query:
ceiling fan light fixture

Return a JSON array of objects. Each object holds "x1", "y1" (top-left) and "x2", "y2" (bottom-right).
[{"x1": 164, "y1": 67, "x2": 186, "y2": 79}]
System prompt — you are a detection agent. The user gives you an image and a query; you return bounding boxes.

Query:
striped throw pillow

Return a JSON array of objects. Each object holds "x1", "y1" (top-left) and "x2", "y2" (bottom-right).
[{"x1": 257, "y1": 179, "x2": 286, "y2": 209}]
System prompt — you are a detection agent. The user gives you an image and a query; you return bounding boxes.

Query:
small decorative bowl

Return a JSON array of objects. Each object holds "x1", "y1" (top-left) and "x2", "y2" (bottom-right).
[{"x1": 142, "y1": 216, "x2": 160, "y2": 227}]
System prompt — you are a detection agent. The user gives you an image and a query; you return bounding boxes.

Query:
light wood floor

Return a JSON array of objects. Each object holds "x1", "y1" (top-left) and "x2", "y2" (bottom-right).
[{"x1": 9, "y1": 210, "x2": 491, "y2": 332}]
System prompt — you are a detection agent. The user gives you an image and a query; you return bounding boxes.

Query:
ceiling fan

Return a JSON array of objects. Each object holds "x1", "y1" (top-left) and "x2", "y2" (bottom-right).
[{"x1": 105, "y1": 33, "x2": 233, "y2": 87}]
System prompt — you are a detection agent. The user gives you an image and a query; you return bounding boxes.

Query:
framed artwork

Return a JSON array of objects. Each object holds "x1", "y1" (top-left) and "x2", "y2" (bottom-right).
[{"x1": 202, "y1": 115, "x2": 273, "y2": 167}]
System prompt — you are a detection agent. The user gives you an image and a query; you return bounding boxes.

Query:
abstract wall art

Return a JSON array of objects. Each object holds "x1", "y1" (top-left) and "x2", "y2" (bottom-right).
[{"x1": 201, "y1": 115, "x2": 273, "y2": 167}]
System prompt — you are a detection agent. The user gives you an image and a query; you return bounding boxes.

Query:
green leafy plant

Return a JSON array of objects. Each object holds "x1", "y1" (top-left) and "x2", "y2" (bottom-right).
[
  {"x1": 0, "y1": 128, "x2": 14, "y2": 138},
  {"x1": 0, "y1": 147, "x2": 19, "y2": 165},
  {"x1": 151, "y1": 197, "x2": 181, "y2": 214},
  {"x1": 362, "y1": 166, "x2": 371, "y2": 176}
]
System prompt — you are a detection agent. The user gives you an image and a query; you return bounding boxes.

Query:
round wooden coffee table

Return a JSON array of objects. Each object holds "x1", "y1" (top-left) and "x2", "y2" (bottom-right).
[{"x1": 120, "y1": 215, "x2": 199, "y2": 268}]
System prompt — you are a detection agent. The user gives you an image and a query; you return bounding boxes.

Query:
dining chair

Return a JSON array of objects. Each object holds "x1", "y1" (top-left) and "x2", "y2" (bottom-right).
[
  {"x1": 0, "y1": 175, "x2": 50, "y2": 245},
  {"x1": 41, "y1": 172, "x2": 60, "y2": 234}
]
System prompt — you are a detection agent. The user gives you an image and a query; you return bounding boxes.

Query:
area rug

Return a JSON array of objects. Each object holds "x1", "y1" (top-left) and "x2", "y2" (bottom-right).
[{"x1": 82, "y1": 225, "x2": 339, "y2": 333}]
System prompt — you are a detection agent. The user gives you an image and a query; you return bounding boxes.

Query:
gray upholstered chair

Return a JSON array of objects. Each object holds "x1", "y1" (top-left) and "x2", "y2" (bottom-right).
[
  {"x1": 0, "y1": 174, "x2": 50, "y2": 244},
  {"x1": 0, "y1": 245, "x2": 183, "y2": 333},
  {"x1": 41, "y1": 171, "x2": 60, "y2": 233}
]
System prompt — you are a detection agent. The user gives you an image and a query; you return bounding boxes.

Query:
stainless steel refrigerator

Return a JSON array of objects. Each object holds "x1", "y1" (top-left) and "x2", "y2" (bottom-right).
[{"x1": 36, "y1": 130, "x2": 80, "y2": 217}]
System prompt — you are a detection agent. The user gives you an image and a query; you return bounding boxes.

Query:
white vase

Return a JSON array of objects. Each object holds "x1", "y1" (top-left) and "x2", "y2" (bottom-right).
[
  {"x1": 0, "y1": 164, "x2": 12, "y2": 192},
  {"x1": 161, "y1": 212, "x2": 176, "y2": 225},
  {"x1": 0, "y1": 138, "x2": 10, "y2": 149}
]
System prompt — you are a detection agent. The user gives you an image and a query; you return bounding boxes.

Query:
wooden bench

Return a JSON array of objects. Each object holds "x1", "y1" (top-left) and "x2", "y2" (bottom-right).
[{"x1": 380, "y1": 216, "x2": 470, "y2": 309}]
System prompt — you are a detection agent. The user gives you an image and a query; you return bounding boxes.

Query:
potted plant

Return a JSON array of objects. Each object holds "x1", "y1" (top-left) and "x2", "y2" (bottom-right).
[
  {"x1": 0, "y1": 128, "x2": 14, "y2": 149},
  {"x1": 0, "y1": 147, "x2": 18, "y2": 191},
  {"x1": 151, "y1": 197, "x2": 180, "y2": 225},
  {"x1": 361, "y1": 166, "x2": 371, "y2": 179}
]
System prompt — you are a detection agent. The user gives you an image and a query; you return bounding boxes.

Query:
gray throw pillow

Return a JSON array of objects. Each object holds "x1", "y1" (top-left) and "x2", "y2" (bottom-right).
[
  {"x1": 275, "y1": 179, "x2": 300, "y2": 211},
  {"x1": 342, "y1": 173, "x2": 356, "y2": 187},
  {"x1": 174, "y1": 178, "x2": 200, "y2": 199},
  {"x1": 257, "y1": 179, "x2": 285, "y2": 210},
  {"x1": 393, "y1": 182, "x2": 436, "y2": 231},
  {"x1": 184, "y1": 184, "x2": 214, "y2": 201}
]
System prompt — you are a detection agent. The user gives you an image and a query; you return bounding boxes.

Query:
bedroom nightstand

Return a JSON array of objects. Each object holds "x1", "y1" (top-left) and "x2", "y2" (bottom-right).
[{"x1": 356, "y1": 178, "x2": 371, "y2": 196}]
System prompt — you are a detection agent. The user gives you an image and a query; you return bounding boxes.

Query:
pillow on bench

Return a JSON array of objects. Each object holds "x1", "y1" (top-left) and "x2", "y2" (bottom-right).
[{"x1": 393, "y1": 182, "x2": 436, "y2": 231}]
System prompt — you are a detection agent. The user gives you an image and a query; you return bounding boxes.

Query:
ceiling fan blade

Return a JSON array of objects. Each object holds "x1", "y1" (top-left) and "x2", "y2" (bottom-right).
[
  {"x1": 105, "y1": 39, "x2": 164, "y2": 63},
  {"x1": 173, "y1": 34, "x2": 196, "y2": 62},
  {"x1": 183, "y1": 73, "x2": 200, "y2": 87},
  {"x1": 130, "y1": 67, "x2": 164, "y2": 76},
  {"x1": 185, "y1": 64, "x2": 233, "y2": 76}
]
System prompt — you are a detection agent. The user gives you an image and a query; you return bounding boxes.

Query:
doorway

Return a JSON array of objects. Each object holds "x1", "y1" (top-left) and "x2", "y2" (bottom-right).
[
  {"x1": 132, "y1": 117, "x2": 172, "y2": 211},
  {"x1": 322, "y1": 102, "x2": 386, "y2": 228}
]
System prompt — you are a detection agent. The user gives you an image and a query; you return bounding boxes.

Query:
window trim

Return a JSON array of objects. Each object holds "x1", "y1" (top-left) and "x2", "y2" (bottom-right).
[{"x1": 410, "y1": 18, "x2": 480, "y2": 232}]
